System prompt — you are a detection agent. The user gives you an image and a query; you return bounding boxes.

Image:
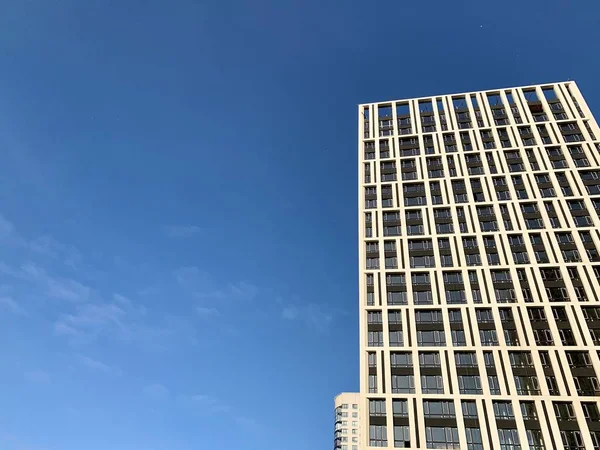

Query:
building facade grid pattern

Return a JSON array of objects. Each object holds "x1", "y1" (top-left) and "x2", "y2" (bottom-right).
[
  {"x1": 357, "y1": 81, "x2": 600, "y2": 450},
  {"x1": 335, "y1": 393, "x2": 362, "y2": 450}
]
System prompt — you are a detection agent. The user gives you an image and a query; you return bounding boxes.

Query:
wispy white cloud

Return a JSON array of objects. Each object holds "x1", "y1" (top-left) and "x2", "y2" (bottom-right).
[
  {"x1": 1, "y1": 261, "x2": 91, "y2": 303},
  {"x1": 0, "y1": 296, "x2": 26, "y2": 315},
  {"x1": 0, "y1": 261, "x2": 20, "y2": 277},
  {"x1": 163, "y1": 225, "x2": 201, "y2": 238},
  {"x1": 0, "y1": 429, "x2": 47, "y2": 450},
  {"x1": 27, "y1": 235, "x2": 63, "y2": 257},
  {"x1": 55, "y1": 302, "x2": 126, "y2": 337},
  {"x1": 27, "y1": 235, "x2": 82, "y2": 267},
  {"x1": 77, "y1": 355, "x2": 121, "y2": 376},
  {"x1": 114, "y1": 293, "x2": 147, "y2": 316},
  {"x1": 0, "y1": 213, "x2": 83, "y2": 268},
  {"x1": 54, "y1": 298, "x2": 193, "y2": 351},
  {"x1": 0, "y1": 214, "x2": 200, "y2": 354},
  {"x1": 175, "y1": 266, "x2": 258, "y2": 303},
  {"x1": 113, "y1": 293, "x2": 133, "y2": 307},
  {"x1": 179, "y1": 393, "x2": 261, "y2": 431},
  {"x1": 196, "y1": 306, "x2": 219, "y2": 316},
  {"x1": 45, "y1": 277, "x2": 90, "y2": 303},
  {"x1": 162, "y1": 315, "x2": 199, "y2": 346},
  {"x1": 233, "y1": 415, "x2": 265, "y2": 432},
  {"x1": 151, "y1": 388, "x2": 263, "y2": 430},
  {"x1": 196, "y1": 281, "x2": 258, "y2": 302},
  {"x1": 0, "y1": 117, "x2": 60, "y2": 198},
  {"x1": 179, "y1": 394, "x2": 231, "y2": 413},
  {"x1": 185, "y1": 394, "x2": 263, "y2": 431},
  {"x1": 24, "y1": 370, "x2": 50, "y2": 384},
  {"x1": 53, "y1": 321, "x2": 79, "y2": 336},
  {"x1": 281, "y1": 305, "x2": 298, "y2": 320},
  {"x1": 143, "y1": 383, "x2": 170, "y2": 399},
  {"x1": 177, "y1": 268, "x2": 332, "y2": 334},
  {"x1": 174, "y1": 266, "x2": 209, "y2": 291},
  {"x1": 279, "y1": 302, "x2": 333, "y2": 332},
  {"x1": 56, "y1": 301, "x2": 152, "y2": 341},
  {"x1": 0, "y1": 214, "x2": 15, "y2": 239},
  {"x1": 305, "y1": 303, "x2": 334, "y2": 332}
]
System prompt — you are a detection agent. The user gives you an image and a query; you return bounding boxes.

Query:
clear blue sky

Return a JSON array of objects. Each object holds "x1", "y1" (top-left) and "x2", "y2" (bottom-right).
[{"x1": 0, "y1": 1, "x2": 598, "y2": 449}]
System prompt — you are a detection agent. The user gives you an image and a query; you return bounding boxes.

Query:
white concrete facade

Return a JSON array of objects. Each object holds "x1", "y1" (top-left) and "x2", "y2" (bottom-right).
[
  {"x1": 357, "y1": 82, "x2": 600, "y2": 449},
  {"x1": 335, "y1": 392, "x2": 362, "y2": 450}
]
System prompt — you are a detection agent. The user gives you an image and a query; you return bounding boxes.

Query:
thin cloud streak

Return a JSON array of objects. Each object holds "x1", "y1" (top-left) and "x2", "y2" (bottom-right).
[
  {"x1": 280, "y1": 302, "x2": 333, "y2": 332},
  {"x1": 143, "y1": 383, "x2": 170, "y2": 399},
  {"x1": 195, "y1": 281, "x2": 258, "y2": 302},
  {"x1": 196, "y1": 306, "x2": 219, "y2": 316},
  {"x1": 281, "y1": 305, "x2": 298, "y2": 320},
  {"x1": 178, "y1": 392, "x2": 262, "y2": 431},
  {"x1": 24, "y1": 370, "x2": 50, "y2": 384},
  {"x1": 77, "y1": 354, "x2": 122, "y2": 376},
  {"x1": 181, "y1": 394, "x2": 231, "y2": 413},
  {"x1": 163, "y1": 225, "x2": 201, "y2": 238},
  {"x1": 0, "y1": 213, "x2": 82, "y2": 267},
  {"x1": 0, "y1": 261, "x2": 91, "y2": 303},
  {"x1": 0, "y1": 296, "x2": 26, "y2": 315},
  {"x1": 53, "y1": 300, "x2": 176, "y2": 350},
  {"x1": 0, "y1": 214, "x2": 15, "y2": 238},
  {"x1": 175, "y1": 266, "x2": 258, "y2": 302}
]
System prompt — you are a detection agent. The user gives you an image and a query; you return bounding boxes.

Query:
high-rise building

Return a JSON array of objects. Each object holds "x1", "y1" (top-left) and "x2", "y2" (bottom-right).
[
  {"x1": 357, "y1": 81, "x2": 600, "y2": 450},
  {"x1": 334, "y1": 393, "x2": 362, "y2": 450}
]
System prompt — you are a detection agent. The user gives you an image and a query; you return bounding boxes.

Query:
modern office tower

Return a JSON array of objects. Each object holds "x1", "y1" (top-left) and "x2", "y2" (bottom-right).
[
  {"x1": 358, "y1": 81, "x2": 600, "y2": 450},
  {"x1": 334, "y1": 393, "x2": 362, "y2": 450}
]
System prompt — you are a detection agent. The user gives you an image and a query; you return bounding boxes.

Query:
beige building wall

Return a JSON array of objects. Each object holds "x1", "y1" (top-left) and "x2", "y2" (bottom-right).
[
  {"x1": 334, "y1": 392, "x2": 362, "y2": 450},
  {"x1": 357, "y1": 81, "x2": 600, "y2": 449}
]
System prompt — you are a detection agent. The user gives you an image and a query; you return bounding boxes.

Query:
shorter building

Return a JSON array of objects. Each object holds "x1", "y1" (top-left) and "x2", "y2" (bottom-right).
[{"x1": 334, "y1": 392, "x2": 361, "y2": 450}]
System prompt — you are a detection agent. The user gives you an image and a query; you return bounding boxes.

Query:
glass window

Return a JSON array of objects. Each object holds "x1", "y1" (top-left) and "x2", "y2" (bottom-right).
[
  {"x1": 455, "y1": 352, "x2": 478, "y2": 367},
  {"x1": 476, "y1": 309, "x2": 494, "y2": 323},
  {"x1": 392, "y1": 400, "x2": 409, "y2": 417},
  {"x1": 368, "y1": 352, "x2": 376, "y2": 367},
  {"x1": 466, "y1": 428, "x2": 484, "y2": 450},
  {"x1": 462, "y1": 401, "x2": 478, "y2": 418},
  {"x1": 520, "y1": 402, "x2": 538, "y2": 420},
  {"x1": 425, "y1": 427, "x2": 459, "y2": 449},
  {"x1": 368, "y1": 331, "x2": 383, "y2": 347},
  {"x1": 369, "y1": 399, "x2": 386, "y2": 416},
  {"x1": 389, "y1": 330, "x2": 403, "y2": 347},
  {"x1": 458, "y1": 375, "x2": 482, "y2": 394},
  {"x1": 582, "y1": 402, "x2": 600, "y2": 421},
  {"x1": 392, "y1": 375, "x2": 415, "y2": 393},
  {"x1": 419, "y1": 352, "x2": 441, "y2": 367},
  {"x1": 480, "y1": 329, "x2": 498, "y2": 346},
  {"x1": 493, "y1": 401, "x2": 515, "y2": 419},
  {"x1": 488, "y1": 375, "x2": 501, "y2": 395},
  {"x1": 369, "y1": 425, "x2": 387, "y2": 447},
  {"x1": 387, "y1": 291, "x2": 408, "y2": 305},
  {"x1": 554, "y1": 402, "x2": 576, "y2": 421},
  {"x1": 415, "y1": 310, "x2": 443, "y2": 323},
  {"x1": 525, "y1": 429, "x2": 545, "y2": 450},
  {"x1": 368, "y1": 374, "x2": 377, "y2": 393},
  {"x1": 394, "y1": 425, "x2": 411, "y2": 448},
  {"x1": 388, "y1": 310, "x2": 402, "y2": 325},
  {"x1": 391, "y1": 352, "x2": 412, "y2": 368},
  {"x1": 417, "y1": 330, "x2": 446, "y2": 346},
  {"x1": 423, "y1": 400, "x2": 456, "y2": 418},
  {"x1": 498, "y1": 428, "x2": 521, "y2": 450},
  {"x1": 421, "y1": 375, "x2": 444, "y2": 394},
  {"x1": 413, "y1": 290, "x2": 433, "y2": 305},
  {"x1": 448, "y1": 310, "x2": 462, "y2": 323},
  {"x1": 452, "y1": 330, "x2": 466, "y2": 346},
  {"x1": 514, "y1": 375, "x2": 540, "y2": 395},
  {"x1": 509, "y1": 352, "x2": 533, "y2": 367}
]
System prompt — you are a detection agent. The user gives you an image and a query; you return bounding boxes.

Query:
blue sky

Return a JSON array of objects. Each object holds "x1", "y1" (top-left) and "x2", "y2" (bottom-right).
[{"x1": 0, "y1": 0, "x2": 599, "y2": 449}]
